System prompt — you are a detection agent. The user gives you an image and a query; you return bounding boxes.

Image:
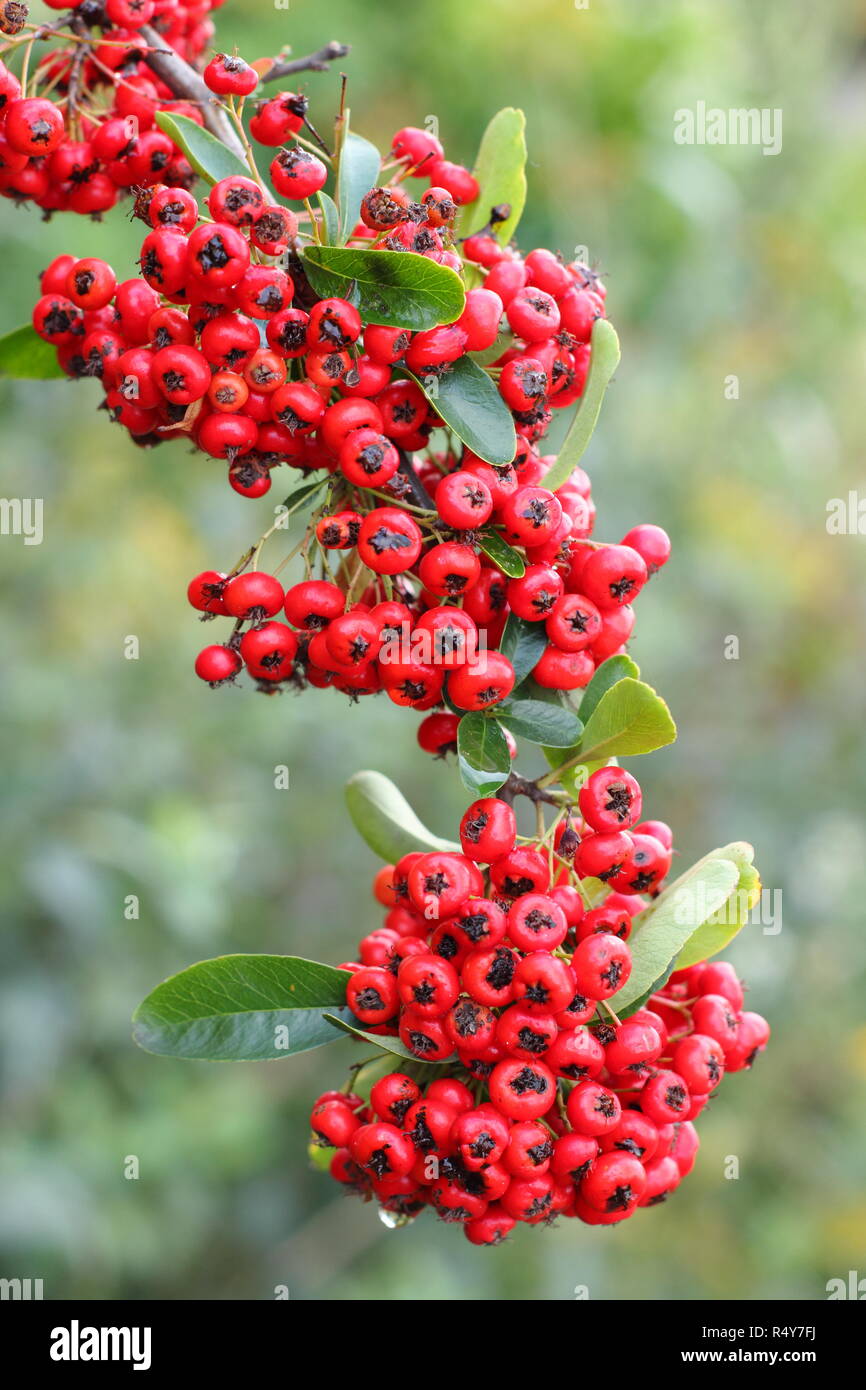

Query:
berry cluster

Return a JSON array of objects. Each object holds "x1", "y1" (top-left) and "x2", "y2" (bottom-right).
[
  {"x1": 187, "y1": 518, "x2": 669, "y2": 708},
  {"x1": 311, "y1": 778, "x2": 769, "y2": 1241},
  {"x1": 0, "y1": 2, "x2": 225, "y2": 216},
  {"x1": 13, "y1": 21, "x2": 668, "y2": 715}
]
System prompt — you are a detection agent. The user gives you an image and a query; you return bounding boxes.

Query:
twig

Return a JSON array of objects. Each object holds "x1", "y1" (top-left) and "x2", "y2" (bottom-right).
[
  {"x1": 261, "y1": 41, "x2": 350, "y2": 84},
  {"x1": 397, "y1": 449, "x2": 435, "y2": 509},
  {"x1": 497, "y1": 773, "x2": 567, "y2": 808}
]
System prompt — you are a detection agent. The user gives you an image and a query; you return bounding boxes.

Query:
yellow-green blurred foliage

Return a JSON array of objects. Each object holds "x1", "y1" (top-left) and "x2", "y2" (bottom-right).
[{"x1": 1, "y1": 0, "x2": 865, "y2": 1300}]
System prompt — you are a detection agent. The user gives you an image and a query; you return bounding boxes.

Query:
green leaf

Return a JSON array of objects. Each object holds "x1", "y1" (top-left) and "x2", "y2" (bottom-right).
[
  {"x1": 458, "y1": 107, "x2": 527, "y2": 246},
  {"x1": 278, "y1": 474, "x2": 329, "y2": 517},
  {"x1": 408, "y1": 355, "x2": 516, "y2": 466},
  {"x1": 336, "y1": 129, "x2": 382, "y2": 243},
  {"x1": 476, "y1": 528, "x2": 525, "y2": 577},
  {"x1": 611, "y1": 858, "x2": 741, "y2": 1014},
  {"x1": 498, "y1": 614, "x2": 549, "y2": 686},
  {"x1": 132, "y1": 955, "x2": 352, "y2": 1061},
  {"x1": 316, "y1": 190, "x2": 340, "y2": 246},
  {"x1": 0, "y1": 324, "x2": 65, "y2": 379},
  {"x1": 345, "y1": 770, "x2": 459, "y2": 862},
  {"x1": 675, "y1": 843, "x2": 761, "y2": 969},
  {"x1": 470, "y1": 330, "x2": 512, "y2": 368},
  {"x1": 456, "y1": 712, "x2": 512, "y2": 795},
  {"x1": 574, "y1": 677, "x2": 676, "y2": 765},
  {"x1": 578, "y1": 654, "x2": 641, "y2": 725},
  {"x1": 498, "y1": 699, "x2": 583, "y2": 748},
  {"x1": 543, "y1": 319, "x2": 621, "y2": 493},
  {"x1": 324, "y1": 1013, "x2": 447, "y2": 1064},
  {"x1": 304, "y1": 247, "x2": 465, "y2": 330},
  {"x1": 154, "y1": 111, "x2": 250, "y2": 186},
  {"x1": 616, "y1": 962, "x2": 679, "y2": 1020}
]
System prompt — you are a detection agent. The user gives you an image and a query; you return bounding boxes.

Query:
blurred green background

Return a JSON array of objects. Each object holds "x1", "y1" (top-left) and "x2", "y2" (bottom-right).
[{"x1": 2, "y1": 0, "x2": 865, "y2": 1301}]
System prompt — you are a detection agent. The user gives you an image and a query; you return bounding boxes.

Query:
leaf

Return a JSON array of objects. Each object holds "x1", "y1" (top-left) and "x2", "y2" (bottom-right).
[
  {"x1": 154, "y1": 111, "x2": 250, "y2": 186},
  {"x1": 0, "y1": 324, "x2": 65, "y2": 379},
  {"x1": 498, "y1": 614, "x2": 549, "y2": 686},
  {"x1": 304, "y1": 247, "x2": 465, "y2": 330},
  {"x1": 675, "y1": 843, "x2": 761, "y2": 969},
  {"x1": 543, "y1": 319, "x2": 622, "y2": 493},
  {"x1": 324, "y1": 1014, "x2": 446, "y2": 1064},
  {"x1": 408, "y1": 356, "x2": 516, "y2": 466},
  {"x1": 316, "y1": 190, "x2": 340, "y2": 246},
  {"x1": 617, "y1": 961, "x2": 679, "y2": 1020},
  {"x1": 458, "y1": 107, "x2": 527, "y2": 246},
  {"x1": 470, "y1": 330, "x2": 513, "y2": 368},
  {"x1": 540, "y1": 655, "x2": 641, "y2": 781},
  {"x1": 132, "y1": 955, "x2": 352, "y2": 1061},
  {"x1": 578, "y1": 654, "x2": 641, "y2": 725},
  {"x1": 278, "y1": 474, "x2": 329, "y2": 518},
  {"x1": 498, "y1": 700, "x2": 583, "y2": 748},
  {"x1": 336, "y1": 129, "x2": 382, "y2": 243},
  {"x1": 574, "y1": 677, "x2": 676, "y2": 765},
  {"x1": 345, "y1": 770, "x2": 459, "y2": 862},
  {"x1": 456, "y1": 712, "x2": 512, "y2": 795},
  {"x1": 476, "y1": 528, "x2": 525, "y2": 577},
  {"x1": 611, "y1": 858, "x2": 741, "y2": 1014}
]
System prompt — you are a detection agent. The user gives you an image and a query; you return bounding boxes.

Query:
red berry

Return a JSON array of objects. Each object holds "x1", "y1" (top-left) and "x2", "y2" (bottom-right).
[
  {"x1": 194, "y1": 644, "x2": 242, "y2": 685},
  {"x1": 447, "y1": 650, "x2": 515, "y2": 710},
  {"x1": 435, "y1": 470, "x2": 494, "y2": 529},
  {"x1": 239, "y1": 622, "x2": 298, "y2": 681},
  {"x1": 339, "y1": 428, "x2": 399, "y2": 487},
  {"x1": 620, "y1": 523, "x2": 671, "y2": 574},
  {"x1": 5, "y1": 97, "x2": 65, "y2": 155},
  {"x1": 566, "y1": 1080, "x2": 621, "y2": 1136},
  {"x1": 489, "y1": 1058, "x2": 556, "y2": 1120},
  {"x1": 580, "y1": 544, "x2": 648, "y2": 611},
  {"x1": 357, "y1": 508, "x2": 423, "y2": 575},
  {"x1": 222, "y1": 571, "x2": 284, "y2": 620},
  {"x1": 350, "y1": 1122, "x2": 415, "y2": 1178},
  {"x1": 545, "y1": 592, "x2": 602, "y2": 651},
  {"x1": 270, "y1": 145, "x2": 328, "y2": 199},
  {"x1": 579, "y1": 767, "x2": 643, "y2": 834},
  {"x1": 506, "y1": 286, "x2": 561, "y2": 342},
  {"x1": 346, "y1": 967, "x2": 399, "y2": 1025},
  {"x1": 507, "y1": 894, "x2": 568, "y2": 952},
  {"x1": 581, "y1": 1150, "x2": 647, "y2": 1213},
  {"x1": 507, "y1": 563, "x2": 563, "y2": 620},
  {"x1": 572, "y1": 932, "x2": 632, "y2": 1000},
  {"x1": 203, "y1": 53, "x2": 259, "y2": 97},
  {"x1": 640, "y1": 1070, "x2": 691, "y2": 1124}
]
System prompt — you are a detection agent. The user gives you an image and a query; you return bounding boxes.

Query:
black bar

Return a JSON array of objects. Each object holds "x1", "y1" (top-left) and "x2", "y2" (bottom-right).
[{"x1": 3, "y1": 1298, "x2": 859, "y2": 1374}]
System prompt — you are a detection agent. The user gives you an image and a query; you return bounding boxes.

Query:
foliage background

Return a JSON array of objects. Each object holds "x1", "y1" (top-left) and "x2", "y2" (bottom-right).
[{"x1": 1, "y1": 0, "x2": 865, "y2": 1301}]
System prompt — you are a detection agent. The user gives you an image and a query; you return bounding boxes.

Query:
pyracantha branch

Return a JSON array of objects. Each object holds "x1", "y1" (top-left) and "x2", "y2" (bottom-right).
[{"x1": 261, "y1": 41, "x2": 350, "y2": 84}]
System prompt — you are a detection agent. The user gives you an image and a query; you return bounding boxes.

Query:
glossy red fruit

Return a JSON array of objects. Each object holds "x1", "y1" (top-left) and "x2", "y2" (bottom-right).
[
  {"x1": 222, "y1": 571, "x2": 284, "y2": 620},
  {"x1": 194, "y1": 644, "x2": 242, "y2": 685},
  {"x1": 459, "y1": 798, "x2": 517, "y2": 862}
]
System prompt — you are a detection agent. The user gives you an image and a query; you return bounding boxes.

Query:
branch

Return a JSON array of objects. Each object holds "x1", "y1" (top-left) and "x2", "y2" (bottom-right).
[
  {"x1": 261, "y1": 41, "x2": 350, "y2": 84},
  {"x1": 397, "y1": 449, "x2": 435, "y2": 510},
  {"x1": 498, "y1": 773, "x2": 567, "y2": 808},
  {"x1": 138, "y1": 24, "x2": 246, "y2": 161}
]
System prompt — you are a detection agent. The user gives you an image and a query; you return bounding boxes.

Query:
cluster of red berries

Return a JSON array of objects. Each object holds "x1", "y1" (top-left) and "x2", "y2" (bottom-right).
[
  {"x1": 0, "y1": 3, "x2": 225, "y2": 216},
  {"x1": 311, "y1": 777, "x2": 769, "y2": 1241},
  {"x1": 186, "y1": 516, "x2": 669, "y2": 707},
  {"x1": 14, "y1": 36, "x2": 670, "y2": 709}
]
